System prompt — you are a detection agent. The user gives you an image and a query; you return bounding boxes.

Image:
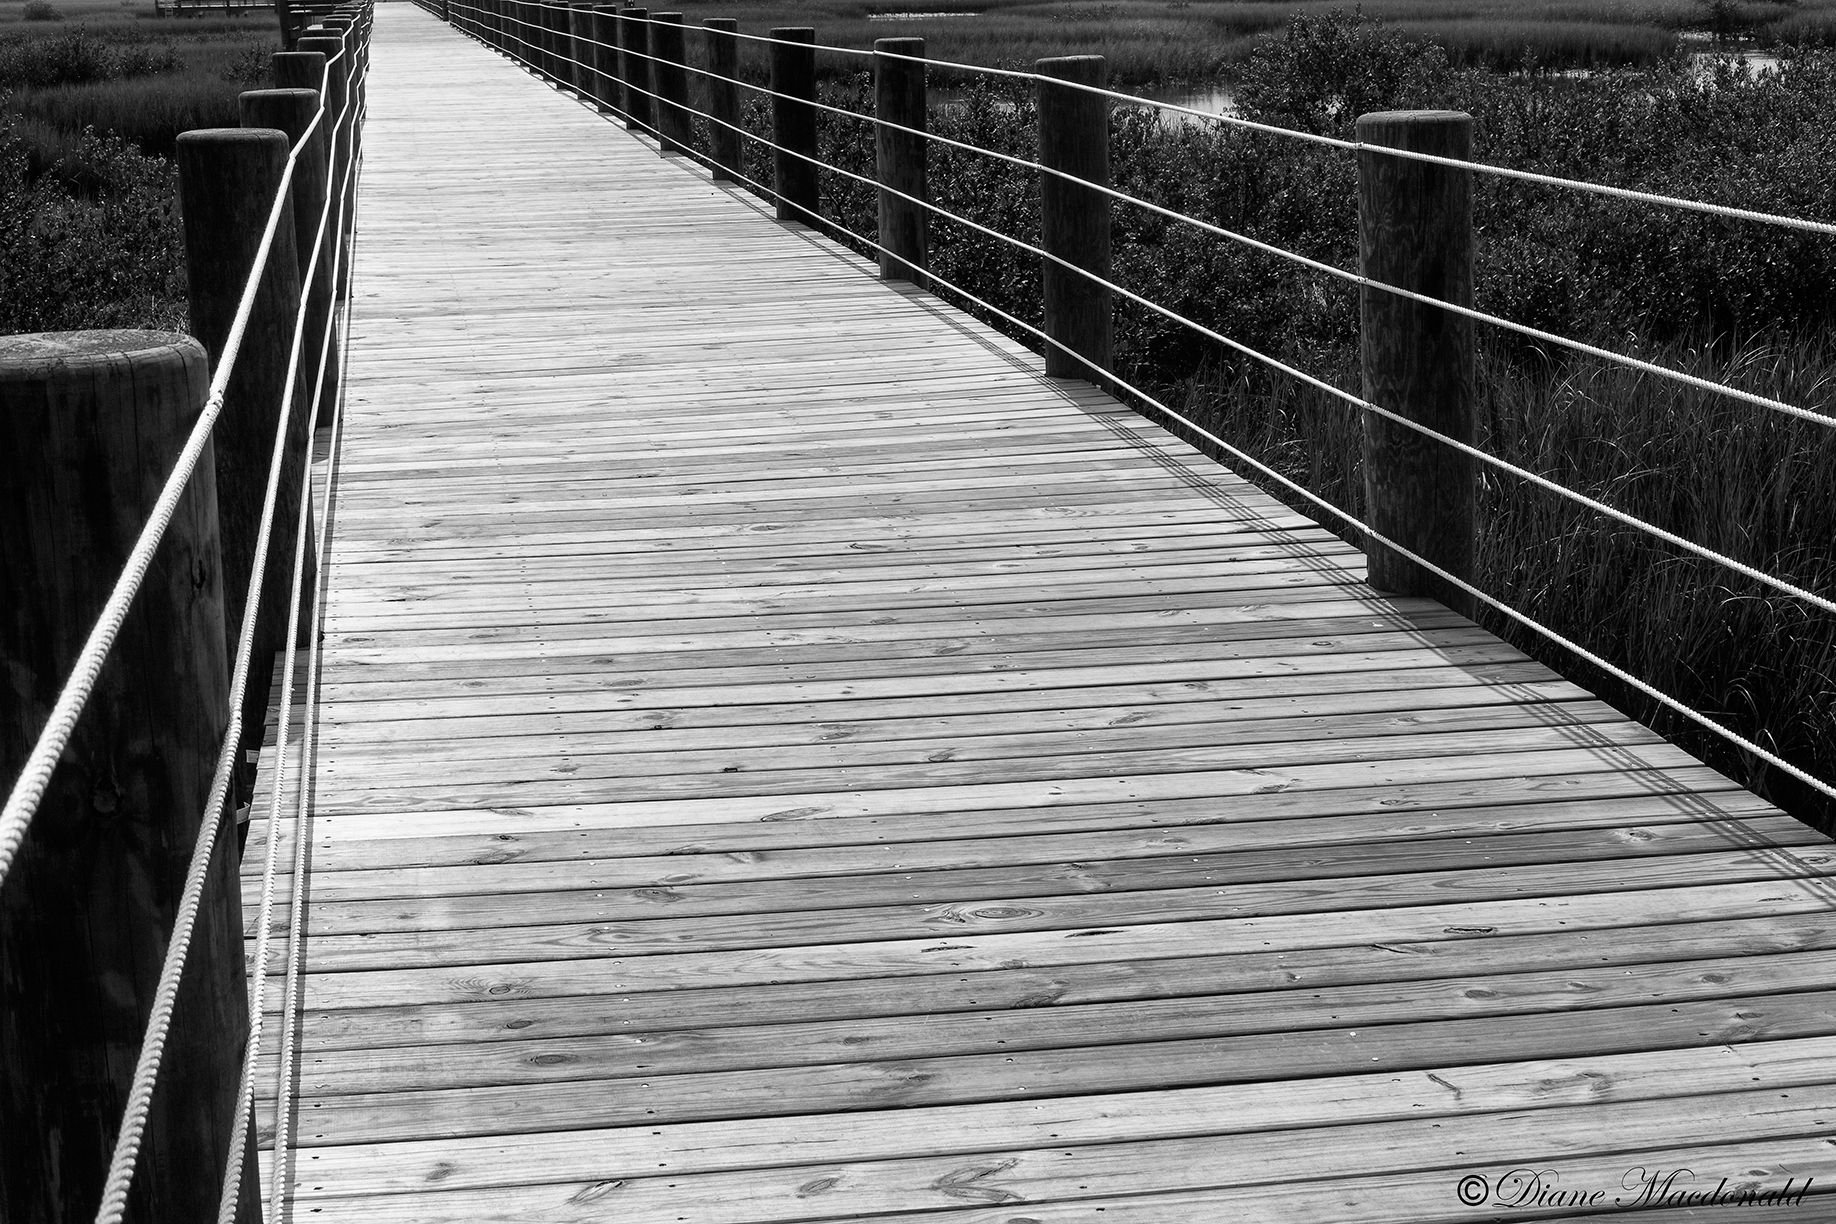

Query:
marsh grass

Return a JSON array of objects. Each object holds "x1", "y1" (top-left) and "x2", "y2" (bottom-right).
[
  {"x1": 0, "y1": 3, "x2": 272, "y2": 329},
  {"x1": 1, "y1": 8, "x2": 273, "y2": 160},
  {"x1": 671, "y1": 0, "x2": 1808, "y2": 87}
]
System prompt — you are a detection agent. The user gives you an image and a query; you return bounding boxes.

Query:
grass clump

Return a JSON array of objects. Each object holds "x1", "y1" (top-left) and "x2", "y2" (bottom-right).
[{"x1": 0, "y1": 110, "x2": 185, "y2": 333}]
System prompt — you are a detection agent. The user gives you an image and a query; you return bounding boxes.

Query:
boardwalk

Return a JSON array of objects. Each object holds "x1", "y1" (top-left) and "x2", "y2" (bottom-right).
[{"x1": 245, "y1": 4, "x2": 1836, "y2": 1219}]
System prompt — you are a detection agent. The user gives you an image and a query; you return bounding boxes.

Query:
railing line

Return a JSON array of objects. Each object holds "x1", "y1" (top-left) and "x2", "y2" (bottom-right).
[
  {"x1": 594, "y1": 55, "x2": 1836, "y2": 621},
  {"x1": 527, "y1": 0, "x2": 1836, "y2": 238},
  {"x1": 213, "y1": 77, "x2": 363, "y2": 1224},
  {"x1": 0, "y1": 11, "x2": 373, "y2": 1220},
  {"x1": 94, "y1": 28, "x2": 372, "y2": 1211}
]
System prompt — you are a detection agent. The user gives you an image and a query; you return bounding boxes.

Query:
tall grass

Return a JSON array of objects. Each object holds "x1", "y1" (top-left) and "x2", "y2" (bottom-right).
[
  {"x1": 674, "y1": 0, "x2": 1807, "y2": 87},
  {"x1": 0, "y1": 6, "x2": 272, "y2": 328}
]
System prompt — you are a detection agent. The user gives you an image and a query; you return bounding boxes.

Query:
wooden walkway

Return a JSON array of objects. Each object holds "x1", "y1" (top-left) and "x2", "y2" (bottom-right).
[{"x1": 245, "y1": 4, "x2": 1836, "y2": 1219}]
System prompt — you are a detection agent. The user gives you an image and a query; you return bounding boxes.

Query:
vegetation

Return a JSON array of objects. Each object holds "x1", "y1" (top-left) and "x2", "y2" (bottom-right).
[
  {"x1": 717, "y1": 12, "x2": 1836, "y2": 823},
  {"x1": 673, "y1": 0, "x2": 1832, "y2": 85},
  {"x1": 0, "y1": 0, "x2": 277, "y2": 332}
]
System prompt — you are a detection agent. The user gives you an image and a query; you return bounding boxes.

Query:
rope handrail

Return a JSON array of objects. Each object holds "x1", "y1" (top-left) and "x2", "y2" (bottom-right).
[
  {"x1": 0, "y1": 9, "x2": 371, "y2": 1218},
  {"x1": 212, "y1": 79, "x2": 363, "y2": 1224},
  {"x1": 91, "y1": 28, "x2": 373, "y2": 1217},
  {"x1": 567, "y1": 2, "x2": 1836, "y2": 239},
  {"x1": 595, "y1": 61, "x2": 1836, "y2": 620},
  {"x1": 448, "y1": 0, "x2": 1835, "y2": 803},
  {"x1": 469, "y1": 1, "x2": 1836, "y2": 437}
]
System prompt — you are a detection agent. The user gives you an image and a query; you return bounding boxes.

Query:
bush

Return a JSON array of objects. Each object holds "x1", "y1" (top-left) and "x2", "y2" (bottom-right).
[
  {"x1": 0, "y1": 29, "x2": 182, "y2": 91},
  {"x1": 0, "y1": 112, "x2": 185, "y2": 334},
  {"x1": 21, "y1": 1, "x2": 61, "y2": 21}
]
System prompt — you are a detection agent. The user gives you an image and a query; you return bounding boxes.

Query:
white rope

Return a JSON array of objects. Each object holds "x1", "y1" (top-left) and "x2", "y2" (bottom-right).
[
  {"x1": 92, "y1": 21, "x2": 372, "y2": 1220},
  {"x1": 762, "y1": 171, "x2": 1836, "y2": 803},
  {"x1": 269, "y1": 110, "x2": 365, "y2": 1224},
  {"x1": 213, "y1": 68, "x2": 360, "y2": 1224},
  {"x1": 0, "y1": 142, "x2": 305, "y2": 895},
  {"x1": 563, "y1": 65, "x2": 1833, "y2": 801},
  {"x1": 678, "y1": 101, "x2": 1836, "y2": 620},
  {"x1": 516, "y1": 2, "x2": 1836, "y2": 241},
  {"x1": 861, "y1": 44, "x2": 1836, "y2": 238},
  {"x1": 91, "y1": 121, "x2": 327, "y2": 1224}
]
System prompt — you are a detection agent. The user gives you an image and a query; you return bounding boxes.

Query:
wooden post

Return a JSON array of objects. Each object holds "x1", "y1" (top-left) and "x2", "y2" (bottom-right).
[
  {"x1": 1036, "y1": 55, "x2": 1111, "y2": 381},
  {"x1": 549, "y1": 0, "x2": 568, "y2": 84},
  {"x1": 293, "y1": 36, "x2": 354, "y2": 302},
  {"x1": 242, "y1": 84, "x2": 341, "y2": 426},
  {"x1": 874, "y1": 36, "x2": 927, "y2": 283},
  {"x1": 0, "y1": 331, "x2": 255, "y2": 1224},
  {"x1": 591, "y1": 4, "x2": 621, "y2": 113},
  {"x1": 567, "y1": 0, "x2": 594, "y2": 95},
  {"x1": 703, "y1": 19, "x2": 741, "y2": 182},
  {"x1": 651, "y1": 12, "x2": 693, "y2": 155},
  {"x1": 618, "y1": 8, "x2": 652, "y2": 134},
  {"x1": 770, "y1": 27, "x2": 817, "y2": 225},
  {"x1": 276, "y1": 0, "x2": 297, "y2": 47},
  {"x1": 174, "y1": 129, "x2": 315, "y2": 788},
  {"x1": 1356, "y1": 110, "x2": 1476, "y2": 610}
]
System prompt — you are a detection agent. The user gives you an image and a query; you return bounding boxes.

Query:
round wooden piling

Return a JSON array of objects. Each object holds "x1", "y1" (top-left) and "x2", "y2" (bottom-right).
[
  {"x1": 770, "y1": 27, "x2": 818, "y2": 225},
  {"x1": 703, "y1": 19, "x2": 741, "y2": 182},
  {"x1": 618, "y1": 8, "x2": 653, "y2": 133},
  {"x1": 0, "y1": 331, "x2": 253, "y2": 1224},
  {"x1": 1356, "y1": 110, "x2": 1476, "y2": 611},
  {"x1": 294, "y1": 35, "x2": 355, "y2": 301},
  {"x1": 242, "y1": 85, "x2": 341, "y2": 427},
  {"x1": 1036, "y1": 55, "x2": 1111, "y2": 381},
  {"x1": 874, "y1": 36, "x2": 927, "y2": 283},
  {"x1": 651, "y1": 13, "x2": 693, "y2": 155},
  {"x1": 590, "y1": 4, "x2": 621, "y2": 114},
  {"x1": 174, "y1": 129, "x2": 315, "y2": 786},
  {"x1": 567, "y1": 0, "x2": 596, "y2": 95}
]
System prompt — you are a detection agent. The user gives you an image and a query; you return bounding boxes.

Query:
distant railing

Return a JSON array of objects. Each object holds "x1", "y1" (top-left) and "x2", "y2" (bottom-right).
[
  {"x1": 0, "y1": 7, "x2": 370, "y2": 1223},
  {"x1": 435, "y1": 0, "x2": 1836, "y2": 815}
]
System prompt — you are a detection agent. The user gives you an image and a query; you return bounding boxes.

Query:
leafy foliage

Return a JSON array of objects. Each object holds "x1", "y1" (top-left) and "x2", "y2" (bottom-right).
[{"x1": 0, "y1": 110, "x2": 185, "y2": 333}]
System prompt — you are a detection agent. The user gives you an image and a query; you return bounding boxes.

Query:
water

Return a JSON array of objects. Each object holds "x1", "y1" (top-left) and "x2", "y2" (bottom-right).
[{"x1": 929, "y1": 83, "x2": 1237, "y2": 126}]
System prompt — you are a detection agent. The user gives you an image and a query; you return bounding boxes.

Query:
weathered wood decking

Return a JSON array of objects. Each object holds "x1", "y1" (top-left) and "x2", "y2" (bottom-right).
[{"x1": 244, "y1": 4, "x2": 1836, "y2": 1219}]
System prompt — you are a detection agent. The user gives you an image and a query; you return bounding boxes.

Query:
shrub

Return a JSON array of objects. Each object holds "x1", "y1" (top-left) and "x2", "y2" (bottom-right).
[
  {"x1": 0, "y1": 112, "x2": 185, "y2": 334},
  {"x1": 21, "y1": 1, "x2": 62, "y2": 21}
]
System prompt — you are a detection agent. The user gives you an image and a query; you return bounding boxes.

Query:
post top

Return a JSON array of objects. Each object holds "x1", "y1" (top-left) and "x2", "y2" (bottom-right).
[
  {"x1": 1355, "y1": 110, "x2": 1473, "y2": 132},
  {"x1": 241, "y1": 87, "x2": 319, "y2": 100},
  {"x1": 874, "y1": 36, "x2": 925, "y2": 53},
  {"x1": 769, "y1": 26, "x2": 816, "y2": 38},
  {"x1": 1035, "y1": 54, "x2": 1106, "y2": 84},
  {"x1": 175, "y1": 127, "x2": 291, "y2": 150},
  {"x1": 0, "y1": 331, "x2": 205, "y2": 383}
]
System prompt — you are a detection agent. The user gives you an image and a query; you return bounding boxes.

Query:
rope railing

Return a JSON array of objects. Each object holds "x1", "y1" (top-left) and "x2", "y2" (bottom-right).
[
  {"x1": 0, "y1": 8, "x2": 371, "y2": 1221},
  {"x1": 94, "y1": 28, "x2": 373, "y2": 1218},
  {"x1": 213, "y1": 81, "x2": 365, "y2": 1224},
  {"x1": 446, "y1": 0, "x2": 1835, "y2": 809}
]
